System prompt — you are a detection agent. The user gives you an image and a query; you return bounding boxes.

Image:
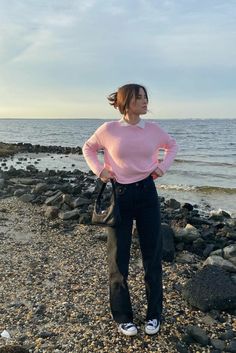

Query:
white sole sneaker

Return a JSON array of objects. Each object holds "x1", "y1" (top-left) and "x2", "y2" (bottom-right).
[
  {"x1": 145, "y1": 320, "x2": 160, "y2": 335},
  {"x1": 118, "y1": 323, "x2": 138, "y2": 336}
]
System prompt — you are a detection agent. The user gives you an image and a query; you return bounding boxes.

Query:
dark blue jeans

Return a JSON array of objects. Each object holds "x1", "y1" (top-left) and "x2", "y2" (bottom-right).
[{"x1": 107, "y1": 175, "x2": 163, "y2": 323}]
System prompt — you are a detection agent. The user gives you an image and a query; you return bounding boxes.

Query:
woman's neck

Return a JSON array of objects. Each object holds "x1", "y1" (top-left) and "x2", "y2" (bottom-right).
[{"x1": 123, "y1": 113, "x2": 140, "y2": 125}]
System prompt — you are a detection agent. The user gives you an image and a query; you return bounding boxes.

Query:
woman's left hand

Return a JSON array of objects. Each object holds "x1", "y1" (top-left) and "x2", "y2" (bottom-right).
[{"x1": 151, "y1": 167, "x2": 164, "y2": 180}]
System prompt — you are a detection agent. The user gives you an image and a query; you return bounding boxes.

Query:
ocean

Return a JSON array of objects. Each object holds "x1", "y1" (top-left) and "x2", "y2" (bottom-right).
[{"x1": 0, "y1": 118, "x2": 235, "y2": 216}]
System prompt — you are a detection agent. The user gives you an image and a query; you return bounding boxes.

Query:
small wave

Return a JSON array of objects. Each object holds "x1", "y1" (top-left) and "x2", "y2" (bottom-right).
[
  {"x1": 195, "y1": 186, "x2": 236, "y2": 194},
  {"x1": 174, "y1": 159, "x2": 235, "y2": 167},
  {"x1": 158, "y1": 184, "x2": 236, "y2": 194}
]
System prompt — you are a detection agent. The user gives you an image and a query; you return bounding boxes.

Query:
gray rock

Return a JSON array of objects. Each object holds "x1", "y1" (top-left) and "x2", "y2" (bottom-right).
[
  {"x1": 203, "y1": 244, "x2": 215, "y2": 258},
  {"x1": 174, "y1": 224, "x2": 200, "y2": 243},
  {"x1": 14, "y1": 189, "x2": 27, "y2": 197},
  {"x1": 220, "y1": 330, "x2": 235, "y2": 340},
  {"x1": 223, "y1": 244, "x2": 236, "y2": 266},
  {"x1": 192, "y1": 237, "x2": 205, "y2": 252},
  {"x1": 19, "y1": 194, "x2": 35, "y2": 203},
  {"x1": 182, "y1": 203, "x2": 194, "y2": 211},
  {"x1": 60, "y1": 203, "x2": 71, "y2": 212},
  {"x1": 0, "y1": 178, "x2": 4, "y2": 189},
  {"x1": 226, "y1": 339, "x2": 236, "y2": 353},
  {"x1": 183, "y1": 265, "x2": 236, "y2": 311},
  {"x1": 44, "y1": 206, "x2": 59, "y2": 219},
  {"x1": 209, "y1": 209, "x2": 231, "y2": 221},
  {"x1": 45, "y1": 191, "x2": 63, "y2": 206},
  {"x1": 58, "y1": 209, "x2": 81, "y2": 220},
  {"x1": 176, "y1": 251, "x2": 199, "y2": 264},
  {"x1": 210, "y1": 338, "x2": 226, "y2": 350},
  {"x1": 231, "y1": 274, "x2": 236, "y2": 285},
  {"x1": 26, "y1": 165, "x2": 38, "y2": 173},
  {"x1": 186, "y1": 325, "x2": 209, "y2": 346},
  {"x1": 161, "y1": 223, "x2": 175, "y2": 262},
  {"x1": 62, "y1": 194, "x2": 74, "y2": 207},
  {"x1": 34, "y1": 183, "x2": 48, "y2": 194},
  {"x1": 15, "y1": 177, "x2": 39, "y2": 185},
  {"x1": 78, "y1": 213, "x2": 91, "y2": 224},
  {"x1": 201, "y1": 314, "x2": 217, "y2": 326},
  {"x1": 72, "y1": 197, "x2": 91, "y2": 208},
  {"x1": 187, "y1": 216, "x2": 212, "y2": 226},
  {"x1": 165, "y1": 198, "x2": 181, "y2": 209},
  {"x1": 44, "y1": 190, "x2": 55, "y2": 196},
  {"x1": 210, "y1": 249, "x2": 223, "y2": 257},
  {"x1": 223, "y1": 244, "x2": 236, "y2": 256},
  {"x1": 229, "y1": 256, "x2": 236, "y2": 267},
  {"x1": 204, "y1": 255, "x2": 236, "y2": 272},
  {"x1": 226, "y1": 218, "x2": 236, "y2": 227}
]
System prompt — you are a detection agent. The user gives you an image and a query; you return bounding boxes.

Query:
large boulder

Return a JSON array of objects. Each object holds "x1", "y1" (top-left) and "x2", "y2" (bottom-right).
[{"x1": 182, "y1": 265, "x2": 236, "y2": 311}]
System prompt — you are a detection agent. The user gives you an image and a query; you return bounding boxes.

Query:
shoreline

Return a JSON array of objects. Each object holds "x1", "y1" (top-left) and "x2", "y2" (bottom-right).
[{"x1": 1, "y1": 142, "x2": 235, "y2": 216}]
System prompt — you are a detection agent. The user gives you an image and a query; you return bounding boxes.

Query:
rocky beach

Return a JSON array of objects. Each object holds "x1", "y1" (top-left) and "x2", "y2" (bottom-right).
[{"x1": 0, "y1": 143, "x2": 236, "y2": 353}]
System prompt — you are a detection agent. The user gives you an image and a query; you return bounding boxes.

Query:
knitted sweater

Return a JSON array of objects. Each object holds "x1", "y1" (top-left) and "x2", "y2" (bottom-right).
[{"x1": 82, "y1": 119, "x2": 179, "y2": 184}]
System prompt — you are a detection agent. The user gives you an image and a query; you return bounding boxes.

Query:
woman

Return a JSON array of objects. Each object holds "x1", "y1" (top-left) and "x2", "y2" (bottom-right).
[{"x1": 82, "y1": 83, "x2": 178, "y2": 336}]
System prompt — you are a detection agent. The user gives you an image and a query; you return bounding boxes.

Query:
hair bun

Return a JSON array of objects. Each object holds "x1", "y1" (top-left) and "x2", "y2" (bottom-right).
[{"x1": 107, "y1": 92, "x2": 118, "y2": 108}]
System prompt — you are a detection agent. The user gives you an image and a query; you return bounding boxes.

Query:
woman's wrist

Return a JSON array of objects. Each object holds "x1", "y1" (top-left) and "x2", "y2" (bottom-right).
[{"x1": 154, "y1": 167, "x2": 164, "y2": 176}]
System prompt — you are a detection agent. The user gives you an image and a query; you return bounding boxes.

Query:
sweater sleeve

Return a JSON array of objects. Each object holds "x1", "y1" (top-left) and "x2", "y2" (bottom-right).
[
  {"x1": 82, "y1": 132, "x2": 105, "y2": 177},
  {"x1": 156, "y1": 126, "x2": 179, "y2": 174}
]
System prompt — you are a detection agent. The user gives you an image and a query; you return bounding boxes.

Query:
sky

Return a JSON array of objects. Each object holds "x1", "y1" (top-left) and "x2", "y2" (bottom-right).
[{"x1": 0, "y1": 0, "x2": 236, "y2": 119}]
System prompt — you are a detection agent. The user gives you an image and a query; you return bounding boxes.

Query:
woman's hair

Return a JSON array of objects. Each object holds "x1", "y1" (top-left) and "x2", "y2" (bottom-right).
[{"x1": 108, "y1": 83, "x2": 148, "y2": 114}]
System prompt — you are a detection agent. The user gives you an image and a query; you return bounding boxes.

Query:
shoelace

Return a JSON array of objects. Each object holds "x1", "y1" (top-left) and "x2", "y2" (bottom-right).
[
  {"x1": 147, "y1": 319, "x2": 157, "y2": 327},
  {"x1": 123, "y1": 323, "x2": 135, "y2": 329}
]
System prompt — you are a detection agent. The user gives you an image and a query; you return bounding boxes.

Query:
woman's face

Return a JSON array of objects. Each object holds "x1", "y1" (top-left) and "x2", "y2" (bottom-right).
[{"x1": 128, "y1": 87, "x2": 148, "y2": 116}]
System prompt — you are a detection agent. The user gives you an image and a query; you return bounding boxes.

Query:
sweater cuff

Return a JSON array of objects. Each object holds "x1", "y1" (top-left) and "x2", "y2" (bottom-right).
[{"x1": 156, "y1": 164, "x2": 166, "y2": 174}]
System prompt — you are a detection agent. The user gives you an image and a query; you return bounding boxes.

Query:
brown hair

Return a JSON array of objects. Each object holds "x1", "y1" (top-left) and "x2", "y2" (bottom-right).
[{"x1": 108, "y1": 83, "x2": 148, "y2": 114}]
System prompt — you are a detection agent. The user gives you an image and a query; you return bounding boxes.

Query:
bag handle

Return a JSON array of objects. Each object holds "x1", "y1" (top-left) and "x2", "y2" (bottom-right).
[{"x1": 96, "y1": 179, "x2": 116, "y2": 205}]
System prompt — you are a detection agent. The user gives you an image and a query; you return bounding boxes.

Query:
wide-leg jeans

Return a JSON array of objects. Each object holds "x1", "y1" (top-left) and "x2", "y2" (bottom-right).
[{"x1": 107, "y1": 175, "x2": 163, "y2": 323}]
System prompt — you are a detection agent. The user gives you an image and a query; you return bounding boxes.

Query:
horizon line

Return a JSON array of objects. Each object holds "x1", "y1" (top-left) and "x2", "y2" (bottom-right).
[{"x1": 0, "y1": 117, "x2": 235, "y2": 120}]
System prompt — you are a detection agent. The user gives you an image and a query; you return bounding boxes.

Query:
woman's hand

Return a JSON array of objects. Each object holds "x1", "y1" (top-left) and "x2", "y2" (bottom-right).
[
  {"x1": 151, "y1": 167, "x2": 164, "y2": 180},
  {"x1": 100, "y1": 169, "x2": 115, "y2": 183}
]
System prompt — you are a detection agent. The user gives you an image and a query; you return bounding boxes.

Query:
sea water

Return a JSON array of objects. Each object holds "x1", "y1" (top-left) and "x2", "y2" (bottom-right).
[{"x1": 0, "y1": 118, "x2": 235, "y2": 215}]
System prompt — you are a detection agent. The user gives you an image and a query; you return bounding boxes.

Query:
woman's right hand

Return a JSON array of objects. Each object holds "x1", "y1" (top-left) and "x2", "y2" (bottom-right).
[{"x1": 100, "y1": 169, "x2": 115, "y2": 183}]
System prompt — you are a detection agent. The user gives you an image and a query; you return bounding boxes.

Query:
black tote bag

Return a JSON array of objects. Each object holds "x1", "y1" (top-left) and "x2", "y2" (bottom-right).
[{"x1": 92, "y1": 179, "x2": 121, "y2": 227}]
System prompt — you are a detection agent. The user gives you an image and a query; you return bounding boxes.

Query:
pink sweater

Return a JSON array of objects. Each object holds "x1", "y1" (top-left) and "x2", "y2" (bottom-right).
[{"x1": 82, "y1": 119, "x2": 179, "y2": 184}]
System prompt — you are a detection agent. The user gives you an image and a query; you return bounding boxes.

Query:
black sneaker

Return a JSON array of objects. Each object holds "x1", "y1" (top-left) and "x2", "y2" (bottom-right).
[
  {"x1": 118, "y1": 322, "x2": 138, "y2": 336},
  {"x1": 145, "y1": 319, "x2": 160, "y2": 335}
]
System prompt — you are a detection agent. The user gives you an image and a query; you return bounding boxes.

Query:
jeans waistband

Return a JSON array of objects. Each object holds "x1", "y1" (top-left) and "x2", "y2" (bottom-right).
[{"x1": 115, "y1": 175, "x2": 152, "y2": 187}]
